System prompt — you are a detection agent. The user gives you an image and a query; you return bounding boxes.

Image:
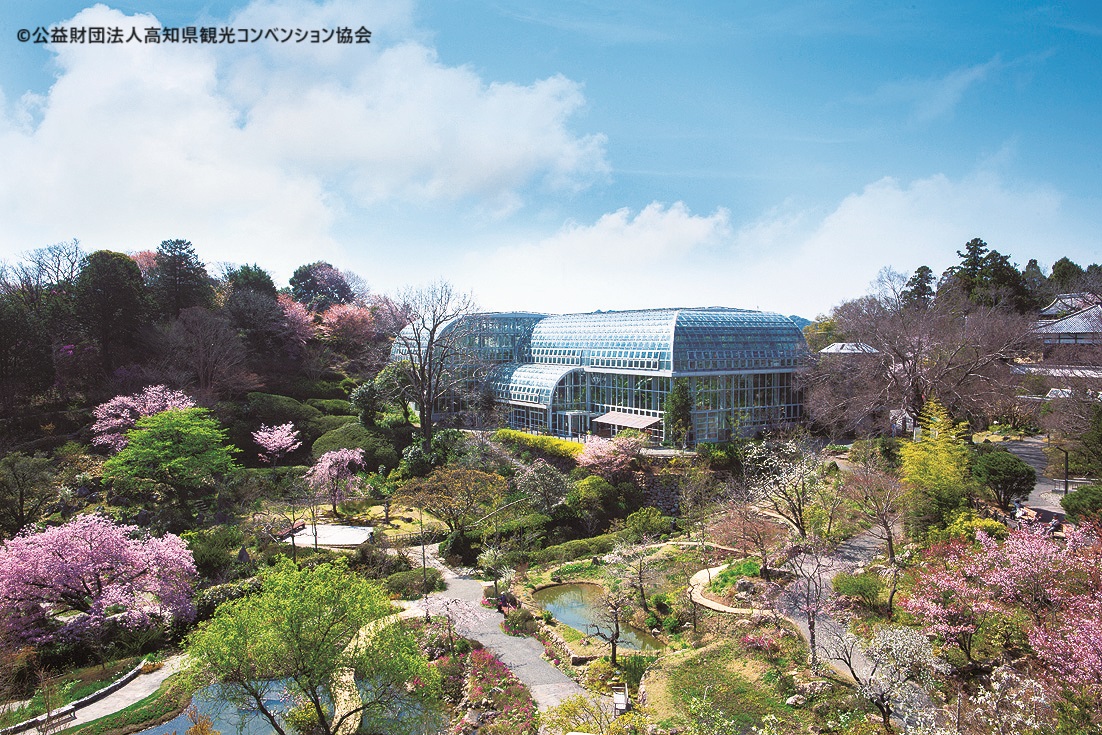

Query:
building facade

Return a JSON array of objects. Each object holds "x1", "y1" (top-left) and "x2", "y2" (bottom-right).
[{"x1": 393, "y1": 307, "x2": 807, "y2": 445}]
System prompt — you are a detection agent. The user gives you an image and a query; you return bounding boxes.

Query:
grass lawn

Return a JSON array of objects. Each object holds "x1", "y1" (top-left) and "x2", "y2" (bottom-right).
[
  {"x1": 335, "y1": 502, "x2": 448, "y2": 536},
  {"x1": 643, "y1": 626, "x2": 869, "y2": 734}
]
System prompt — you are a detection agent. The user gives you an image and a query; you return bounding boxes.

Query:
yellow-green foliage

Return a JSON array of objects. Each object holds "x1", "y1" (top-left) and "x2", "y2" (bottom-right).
[
  {"x1": 927, "y1": 509, "x2": 1009, "y2": 543},
  {"x1": 491, "y1": 429, "x2": 584, "y2": 460},
  {"x1": 901, "y1": 399, "x2": 972, "y2": 493}
]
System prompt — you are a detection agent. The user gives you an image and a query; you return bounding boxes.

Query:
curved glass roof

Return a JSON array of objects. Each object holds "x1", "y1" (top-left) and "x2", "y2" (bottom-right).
[
  {"x1": 530, "y1": 308, "x2": 805, "y2": 374},
  {"x1": 486, "y1": 362, "x2": 583, "y2": 406},
  {"x1": 390, "y1": 312, "x2": 546, "y2": 363}
]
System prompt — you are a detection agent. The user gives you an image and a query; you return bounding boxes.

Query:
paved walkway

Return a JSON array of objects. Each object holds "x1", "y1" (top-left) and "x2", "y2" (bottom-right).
[
  {"x1": 1002, "y1": 437, "x2": 1072, "y2": 514},
  {"x1": 68, "y1": 656, "x2": 186, "y2": 728},
  {"x1": 403, "y1": 543, "x2": 587, "y2": 710}
]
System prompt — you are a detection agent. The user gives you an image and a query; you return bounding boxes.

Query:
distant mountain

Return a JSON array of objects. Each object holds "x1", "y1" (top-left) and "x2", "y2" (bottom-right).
[{"x1": 788, "y1": 315, "x2": 811, "y2": 330}]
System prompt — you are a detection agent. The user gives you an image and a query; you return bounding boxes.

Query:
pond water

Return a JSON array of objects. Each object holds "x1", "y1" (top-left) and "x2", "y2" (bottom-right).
[
  {"x1": 531, "y1": 583, "x2": 665, "y2": 651},
  {"x1": 133, "y1": 683, "x2": 444, "y2": 735}
]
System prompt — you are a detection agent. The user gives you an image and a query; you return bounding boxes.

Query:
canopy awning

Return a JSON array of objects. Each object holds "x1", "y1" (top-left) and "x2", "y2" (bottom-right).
[{"x1": 591, "y1": 411, "x2": 661, "y2": 429}]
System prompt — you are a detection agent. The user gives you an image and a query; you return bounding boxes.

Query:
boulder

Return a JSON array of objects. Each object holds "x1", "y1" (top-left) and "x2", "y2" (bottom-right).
[{"x1": 785, "y1": 694, "x2": 807, "y2": 707}]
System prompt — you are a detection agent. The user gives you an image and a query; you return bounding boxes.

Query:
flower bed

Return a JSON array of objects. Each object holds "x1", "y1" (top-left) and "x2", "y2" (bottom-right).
[{"x1": 456, "y1": 649, "x2": 537, "y2": 735}]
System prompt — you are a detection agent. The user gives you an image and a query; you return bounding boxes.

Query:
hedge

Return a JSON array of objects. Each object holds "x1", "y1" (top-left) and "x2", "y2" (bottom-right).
[
  {"x1": 528, "y1": 529, "x2": 629, "y2": 565},
  {"x1": 385, "y1": 568, "x2": 445, "y2": 599},
  {"x1": 311, "y1": 423, "x2": 400, "y2": 470},
  {"x1": 305, "y1": 398, "x2": 356, "y2": 416},
  {"x1": 491, "y1": 429, "x2": 583, "y2": 461}
]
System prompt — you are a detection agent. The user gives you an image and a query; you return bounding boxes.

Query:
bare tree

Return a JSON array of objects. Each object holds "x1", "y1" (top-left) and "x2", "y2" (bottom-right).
[
  {"x1": 610, "y1": 539, "x2": 655, "y2": 616},
  {"x1": 845, "y1": 465, "x2": 906, "y2": 564},
  {"x1": 588, "y1": 575, "x2": 635, "y2": 667},
  {"x1": 711, "y1": 500, "x2": 787, "y2": 582},
  {"x1": 162, "y1": 307, "x2": 259, "y2": 400},
  {"x1": 384, "y1": 281, "x2": 477, "y2": 446},
  {"x1": 803, "y1": 268, "x2": 1035, "y2": 435},
  {"x1": 785, "y1": 537, "x2": 834, "y2": 668}
]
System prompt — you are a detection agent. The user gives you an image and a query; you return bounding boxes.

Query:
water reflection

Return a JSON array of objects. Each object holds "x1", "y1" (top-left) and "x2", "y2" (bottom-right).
[{"x1": 531, "y1": 583, "x2": 665, "y2": 651}]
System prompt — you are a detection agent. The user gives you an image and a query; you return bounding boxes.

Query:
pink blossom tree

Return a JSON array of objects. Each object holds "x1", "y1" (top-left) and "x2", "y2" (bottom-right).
[
  {"x1": 578, "y1": 434, "x2": 644, "y2": 481},
  {"x1": 0, "y1": 515, "x2": 196, "y2": 644},
  {"x1": 91, "y1": 384, "x2": 195, "y2": 453},
  {"x1": 305, "y1": 448, "x2": 365, "y2": 514},
  {"x1": 277, "y1": 293, "x2": 316, "y2": 350},
  {"x1": 900, "y1": 540, "x2": 999, "y2": 662},
  {"x1": 252, "y1": 422, "x2": 302, "y2": 466}
]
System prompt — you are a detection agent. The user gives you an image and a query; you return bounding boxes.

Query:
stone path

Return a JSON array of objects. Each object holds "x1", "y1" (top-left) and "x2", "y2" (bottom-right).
[
  {"x1": 402, "y1": 542, "x2": 587, "y2": 710},
  {"x1": 1002, "y1": 437, "x2": 1072, "y2": 513}
]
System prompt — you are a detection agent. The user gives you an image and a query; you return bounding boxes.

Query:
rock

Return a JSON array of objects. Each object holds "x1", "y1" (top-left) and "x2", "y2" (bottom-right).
[
  {"x1": 734, "y1": 592, "x2": 751, "y2": 602},
  {"x1": 462, "y1": 709, "x2": 482, "y2": 725},
  {"x1": 785, "y1": 694, "x2": 807, "y2": 707},
  {"x1": 796, "y1": 680, "x2": 833, "y2": 697},
  {"x1": 736, "y1": 578, "x2": 755, "y2": 593}
]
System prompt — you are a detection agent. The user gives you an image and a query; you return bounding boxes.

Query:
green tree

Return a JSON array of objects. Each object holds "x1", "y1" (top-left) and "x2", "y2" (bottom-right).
[
  {"x1": 1061, "y1": 485, "x2": 1102, "y2": 525},
  {"x1": 971, "y1": 449, "x2": 1036, "y2": 510},
  {"x1": 102, "y1": 408, "x2": 239, "y2": 523},
  {"x1": 185, "y1": 559, "x2": 436, "y2": 735},
  {"x1": 289, "y1": 261, "x2": 354, "y2": 312},
  {"x1": 397, "y1": 467, "x2": 505, "y2": 533},
  {"x1": 901, "y1": 265, "x2": 936, "y2": 308},
  {"x1": 74, "y1": 250, "x2": 149, "y2": 374},
  {"x1": 0, "y1": 293, "x2": 54, "y2": 407},
  {"x1": 900, "y1": 399, "x2": 975, "y2": 536},
  {"x1": 664, "y1": 378, "x2": 692, "y2": 447},
  {"x1": 225, "y1": 263, "x2": 277, "y2": 298},
  {"x1": 1050, "y1": 256, "x2": 1085, "y2": 292},
  {"x1": 149, "y1": 239, "x2": 213, "y2": 318},
  {"x1": 0, "y1": 453, "x2": 55, "y2": 540}
]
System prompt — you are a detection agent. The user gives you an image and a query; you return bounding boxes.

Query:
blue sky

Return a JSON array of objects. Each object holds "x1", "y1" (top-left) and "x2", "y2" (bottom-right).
[{"x1": 1, "y1": 1, "x2": 1099, "y2": 318}]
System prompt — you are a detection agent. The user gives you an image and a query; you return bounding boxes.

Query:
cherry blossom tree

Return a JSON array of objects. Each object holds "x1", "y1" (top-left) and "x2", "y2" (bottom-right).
[
  {"x1": 899, "y1": 540, "x2": 998, "y2": 662},
  {"x1": 277, "y1": 293, "x2": 316, "y2": 351},
  {"x1": 251, "y1": 422, "x2": 302, "y2": 466},
  {"x1": 577, "y1": 434, "x2": 644, "y2": 481},
  {"x1": 305, "y1": 448, "x2": 365, "y2": 514},
  {"x1": 91, "y1": 384, "x2": 195, "y2": 453},
  {"x1": 0, "y1": 514, "x2": 196, "y2": 644}
]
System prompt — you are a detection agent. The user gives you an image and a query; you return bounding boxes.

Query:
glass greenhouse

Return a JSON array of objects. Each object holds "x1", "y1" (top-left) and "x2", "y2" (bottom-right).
[{"x1": 392, "y1": 307, "x2": 807, "y2": 444}]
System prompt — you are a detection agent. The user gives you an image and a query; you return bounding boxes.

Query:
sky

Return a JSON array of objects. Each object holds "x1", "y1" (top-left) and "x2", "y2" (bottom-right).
[{"x1": 1, "y1": 1, "x2": 1100, "y2": 319}]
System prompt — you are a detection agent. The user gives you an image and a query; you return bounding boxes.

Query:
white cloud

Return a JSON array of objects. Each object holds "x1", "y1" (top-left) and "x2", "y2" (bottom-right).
[
  {"x1": 857, "y1": 56, "x2": 1002, "y2": 123},
  {"x1": 0, "y1": 1, "x2": 608, "y2": 274},
  {"x1": 459, "y1": 171, "x2": 1095, "y2": 319}
]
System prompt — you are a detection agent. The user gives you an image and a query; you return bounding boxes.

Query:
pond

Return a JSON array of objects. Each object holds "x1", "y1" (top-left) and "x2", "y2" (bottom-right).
[
  {"x1": 133, "y1": 682, "x2": 445, "y2": 735},
  {"x1": 531, "y1": 583, "x2": 665, "y2": 651}
]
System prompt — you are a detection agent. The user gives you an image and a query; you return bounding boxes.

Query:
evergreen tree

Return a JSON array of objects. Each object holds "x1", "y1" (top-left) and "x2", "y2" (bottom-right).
[
  {"x1": 149, "y1": 239, "x2": 213, "y2": 318},
  {"x1": 289, "y1": 261, "x2": 354, "y2": 312},
  {"x1": 74, "y1": 250, "x2": 149, "y2": 374},
  {"x1": 900, "y1": 398, "x2": 976, "y2": 537},
  {"x1": 226, "y1": 263, "x2": 277, "y2": 298},
  {"x1": 664, "y1": 378, "x2": 692, "y2": 447},
  {"x1": 901, "y1": 265, "x2": 936, "y2": 307},
  {"x1": 1050, "y1": 256, "x2": 1086, "y2": 292}
]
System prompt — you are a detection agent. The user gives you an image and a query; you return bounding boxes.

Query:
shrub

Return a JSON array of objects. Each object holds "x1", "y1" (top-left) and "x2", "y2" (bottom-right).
[
  {"x1": 740, "y1": 632, "x2": 780, "y2": 654},
  {"x1": 352, "y1": 542, "x2": 412, "y2": 579},
  {"x1": 467, "y1": 648, "x2": 537, "y2": 735},
  {"x1": 927, "y1": 508, "x2": 1009, "y2": 543},
  {"x1": 618, "y1": 655, "x2": 654, "y2": 689},
  {"x1": 193, "y1": 577, "x2": 262, "y2": 621},
  {"x1": 529, "y1": 530, "x2": 628, "y2": 565},
  {"x1": 502, "y1": 607, "x2": 539, "y2": 636},
  {"x1": 1061, "y1": 484, "x2": 1102, "y2": 525},
  {"x1": 491, "y1": 429, "x2": 584, "y2": 461},
  {"x1": 311, "y1": 423, "x2": 400, "y2": 470},
  {"x1": 305, "y1": 398, "x2": 356, "y2": 416},
  {"x1": 385, "y1": 568, "x2": 445, "y2": 599},
  {"x1": 831, "y1": 571, "x2": 884, "y2": 610},
  {"x1": 246, "y1": 392, "x2": 323, "y2": 428},
  {"x1": 708, "y1": 559, "x2": 761, "y2": 594}
]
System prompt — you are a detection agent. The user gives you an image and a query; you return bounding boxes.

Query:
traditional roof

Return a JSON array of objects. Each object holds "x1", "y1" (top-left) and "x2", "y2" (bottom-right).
[
  {"x1": 1039, "y1": 293, "x2": 1102, "y2": 318},
  {"x1": 1033, "y1": 305, "x2": 1102, "y2": 335}
]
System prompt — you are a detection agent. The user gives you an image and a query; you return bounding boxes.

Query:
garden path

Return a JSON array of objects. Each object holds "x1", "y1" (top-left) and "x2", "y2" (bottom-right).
[
  {"x1": 401, "y1": 542, "x2": 588, "y2": 711},
  {"x1": 66, "y1": 655, "x2": 187, "y2": 729}
]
